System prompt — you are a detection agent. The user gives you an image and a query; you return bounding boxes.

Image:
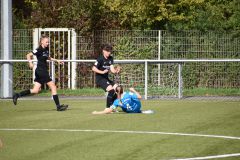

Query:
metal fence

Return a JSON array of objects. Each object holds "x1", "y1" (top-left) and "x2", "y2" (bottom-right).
[
  {"x1": 1, "y1": 29, "x2": 240, "y2": 99},
  {"x1": 12, "y1": 29, "x2": 33, "y2": 89},
  {"x1": 75, "y1": 30, "x2": 240, "y2": 94}
]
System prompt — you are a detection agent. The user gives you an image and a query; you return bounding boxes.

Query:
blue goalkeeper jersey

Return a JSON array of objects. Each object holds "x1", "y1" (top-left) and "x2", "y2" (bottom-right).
[{"x1": 111, "y1": 92, "x2": 142, "y2": 113}]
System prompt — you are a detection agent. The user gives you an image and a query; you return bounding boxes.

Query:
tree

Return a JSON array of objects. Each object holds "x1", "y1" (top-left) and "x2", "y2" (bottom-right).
[
  {"x1": 13, "y1": 0, "x2": 240, "y2": 31},
  {"x1": 167, "y1": 0, "x2": 240, "y2": 31},
  {"x1": 12, "y1": 0, "x2": 34, "y2": 28},
  {"x1": 101, "y1": 0, "x2": 189, "y2": 29}
]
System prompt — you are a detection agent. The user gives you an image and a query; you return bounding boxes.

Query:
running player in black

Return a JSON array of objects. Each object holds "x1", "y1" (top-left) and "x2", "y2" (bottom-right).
[
  {"x1": 92, "y1": 44, "x2": 120, "y2": 108},
  {"x1": 12, "y1": 35, "x2": 68, "y2": 111}
]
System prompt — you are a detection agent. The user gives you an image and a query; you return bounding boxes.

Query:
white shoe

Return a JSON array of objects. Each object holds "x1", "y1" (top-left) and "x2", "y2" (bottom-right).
[{"x1": 142, "y1": 110, "x2": 154, "y2": 114}]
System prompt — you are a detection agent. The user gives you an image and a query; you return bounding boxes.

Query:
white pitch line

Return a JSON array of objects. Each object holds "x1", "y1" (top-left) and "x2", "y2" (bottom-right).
[
  {"x1": 171, "y1": 153, "x2": 240, "y2": 160},
  {"x1": 0, "y1": 128, "x2": 240, "y2": 140},
  {"x1": 1, "y1": 128, "x2": 240, "y2": 160}
]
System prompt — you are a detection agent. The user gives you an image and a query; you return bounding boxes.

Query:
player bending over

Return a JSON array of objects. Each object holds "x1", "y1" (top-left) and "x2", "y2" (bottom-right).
[{"x1": 92, "y1": 86, "x2": 154, "y2": 114}]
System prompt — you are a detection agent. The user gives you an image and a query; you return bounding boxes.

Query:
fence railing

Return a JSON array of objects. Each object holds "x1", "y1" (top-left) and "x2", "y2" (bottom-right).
[{"x1": 1, "y1": 59, "x2": 240, "y2": 99}]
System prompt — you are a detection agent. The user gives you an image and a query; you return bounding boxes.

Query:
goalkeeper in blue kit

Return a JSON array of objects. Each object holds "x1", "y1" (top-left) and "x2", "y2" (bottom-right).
[{"x1": 92, "y1": 86, "x2": 154, "y2": 114}]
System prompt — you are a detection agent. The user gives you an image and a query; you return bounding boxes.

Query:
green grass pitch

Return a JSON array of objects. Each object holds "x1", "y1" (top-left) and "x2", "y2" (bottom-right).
[{"x1": 0, "y1": 99, "x2": 240, "y2": 160}]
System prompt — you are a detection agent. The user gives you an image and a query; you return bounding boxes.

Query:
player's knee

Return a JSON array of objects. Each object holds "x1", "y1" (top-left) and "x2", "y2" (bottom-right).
[
  {"x1": 106, "y1": 85, "x2": 113, "y2": 92},
  {"x1": 48, "y1": 83, "x2": 56, "y2": 91},
  {"x1": 113, "y1": 84, "x2": 118, "y2": 90},
  {"x1": 52, "y1": 85, "x2": 57, "y2": 91},
  {"x1": 31, "y1": 89, "x2": 39, "y2": 94}
]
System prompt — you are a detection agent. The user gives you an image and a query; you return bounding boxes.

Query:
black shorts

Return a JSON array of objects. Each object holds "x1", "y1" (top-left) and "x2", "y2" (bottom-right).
[
  {"x1": 34, "y1": 69, "x2": 52, "y2": 85},
  {"x1": 96, "y1": 77, "x2": 115, "y2": 91}
]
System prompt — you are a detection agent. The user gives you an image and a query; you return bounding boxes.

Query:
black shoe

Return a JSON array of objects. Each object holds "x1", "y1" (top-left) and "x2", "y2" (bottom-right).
[
  {"x1": 13, "y1": 93, "x2": 19, "y2": 105},
  {"x1": 57, "y1": 104, "x2": 68, "y2": 111}
]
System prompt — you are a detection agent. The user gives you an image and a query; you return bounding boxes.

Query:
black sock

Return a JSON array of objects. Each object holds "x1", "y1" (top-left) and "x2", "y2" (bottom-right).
[
  {"x1": 106, "y1": 89, "x2": 115, "y2": 108},
  {"x1": 53, "y1": 95, "x2": 60, "y2": 107},
  {"x1": 19, "y1": 90, "x2": 31, "y2": 97}
]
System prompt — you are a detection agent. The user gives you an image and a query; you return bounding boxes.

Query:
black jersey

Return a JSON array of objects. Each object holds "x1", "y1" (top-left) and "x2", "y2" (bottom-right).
[
  {"x1": 32, "y1": 46, "x2": 52, "y2": 84},
  {"x1": 94, "y1": 55, "x2": 114, "y2": 79},
  {"x1": 32, "y1": 46, "x2": 49, "y2": 71}
]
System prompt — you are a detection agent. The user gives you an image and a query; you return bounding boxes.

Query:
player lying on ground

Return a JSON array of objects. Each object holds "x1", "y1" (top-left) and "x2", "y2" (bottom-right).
[{"x1": 92, "y1": 86, "x2": 154, "y2": 114}]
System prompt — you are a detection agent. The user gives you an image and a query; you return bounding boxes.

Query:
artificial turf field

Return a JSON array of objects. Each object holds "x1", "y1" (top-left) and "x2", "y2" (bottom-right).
[{"x1": 0, "y1": 99, "x2": 240, "y2": 160}]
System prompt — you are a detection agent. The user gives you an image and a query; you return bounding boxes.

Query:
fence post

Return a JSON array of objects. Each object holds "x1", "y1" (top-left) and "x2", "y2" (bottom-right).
[
  {"x1": 158, "y1": 30, "x2": 161, "y2": 86},
  {"x1": 71, "y1": 29, "x2": 77, "y2": 89},
  {"x1": 178, "y1": 63, "x2": 183, "y2": 99},
  {"x1": 144, "y1": 61, "x2": 148, "y2": 100},
  {"x1": 0, "y1": 0, "x2": 12, "y2": 98},
  {"x1": 32, "y1": 28, "x2": 39, "y2": 84}
]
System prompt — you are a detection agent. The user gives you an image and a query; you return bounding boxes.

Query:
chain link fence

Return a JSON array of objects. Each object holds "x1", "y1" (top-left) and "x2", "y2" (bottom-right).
[
  {"x1": 3, "y1": 29, "x2": 240, "y2": 99},
  {"x1": 12, "y1": 29, "x2": 33, "y2": 90}
]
